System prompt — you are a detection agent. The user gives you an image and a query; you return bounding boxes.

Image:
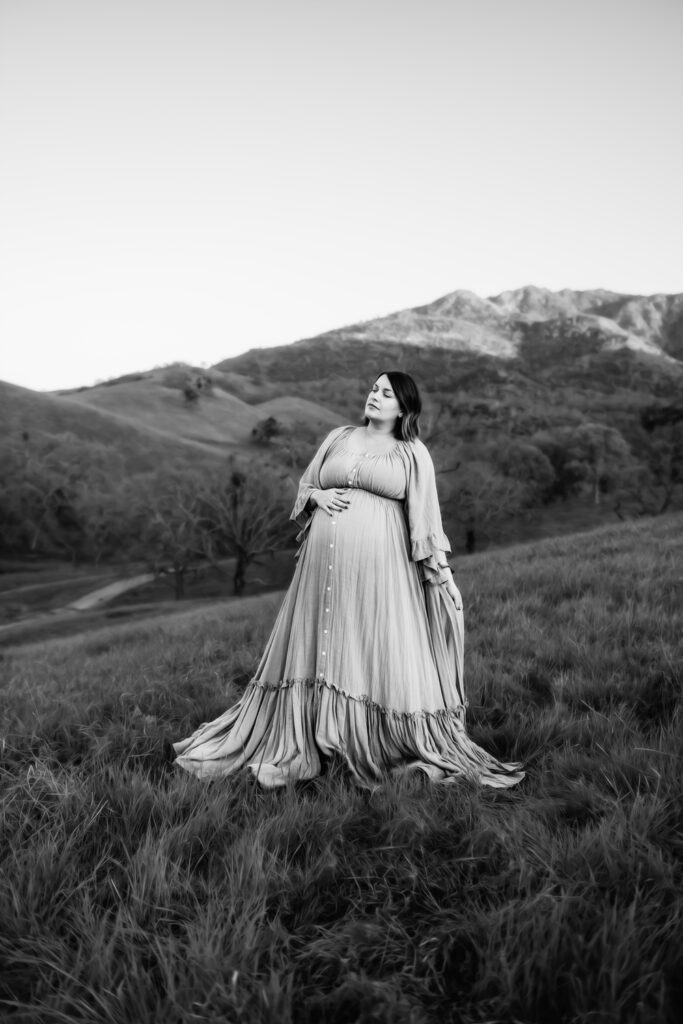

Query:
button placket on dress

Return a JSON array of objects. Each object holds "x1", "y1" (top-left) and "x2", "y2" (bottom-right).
[
  {"x1": 320, "y1": 452, "x2": 363, "y2": 680},
  {"x1": 320, "y1": 505, "x2": 338, "y2": 679}
]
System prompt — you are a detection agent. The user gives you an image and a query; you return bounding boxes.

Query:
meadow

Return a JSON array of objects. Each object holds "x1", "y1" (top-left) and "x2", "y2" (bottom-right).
[{"x1": 0, "y1": 514, "x2": 681, "y2": 1023}]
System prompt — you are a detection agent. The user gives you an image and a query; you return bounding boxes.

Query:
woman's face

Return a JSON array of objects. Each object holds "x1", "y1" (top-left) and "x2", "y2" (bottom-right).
[{"x1": 364, "y1": 374, "x2": 401, "y2": 428}]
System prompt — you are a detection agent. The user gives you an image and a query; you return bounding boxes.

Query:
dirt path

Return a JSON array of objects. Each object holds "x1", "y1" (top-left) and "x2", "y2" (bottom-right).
[
  {"x1": 0, "y1": 571, "x2": 117, "y2": 597},
  {"x1": 0, "y1": 572, "x2": 158, "y2": 645},
  {"x1": 65, "y1": 574, "x2": 156, "y2": 611}
]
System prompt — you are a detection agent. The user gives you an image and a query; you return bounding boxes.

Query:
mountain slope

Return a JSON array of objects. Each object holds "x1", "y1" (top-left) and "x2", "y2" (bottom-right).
[{"x1": 240, "y1": 285, "x2": 682, "y2": 363}]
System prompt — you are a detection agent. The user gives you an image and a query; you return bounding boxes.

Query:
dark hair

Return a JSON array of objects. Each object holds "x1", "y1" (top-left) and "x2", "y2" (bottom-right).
[{"x1": 363, "y1": 370, "x2": 422, "y2": 441}]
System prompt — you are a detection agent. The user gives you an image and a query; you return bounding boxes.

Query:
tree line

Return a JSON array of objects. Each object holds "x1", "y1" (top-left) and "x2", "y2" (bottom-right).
[
  {"x1": 432, "y1": 406, "x2": 683, "y2": 552},
  {"x1": 1, "y1": 402, "x2": 681, "y2": 581},
  {"x1": 0, "y1": 431, "x2": 296, "y2": 596}
]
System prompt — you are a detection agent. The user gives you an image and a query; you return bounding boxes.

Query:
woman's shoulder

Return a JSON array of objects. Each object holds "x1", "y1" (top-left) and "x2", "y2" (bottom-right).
[
  {"x1": 318, "y1": 424, "x2": 353, "y2": 441},
  {"x1": 325, "y1": 424, "x2": 355, "y2": 441},
  {"x1": 317, "y1": 424, "x2": 354, "y2": 451}
]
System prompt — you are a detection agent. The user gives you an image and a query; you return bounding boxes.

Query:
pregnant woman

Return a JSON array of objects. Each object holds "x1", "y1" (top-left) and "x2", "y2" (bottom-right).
[{"x1": 173, "y1": 371, "x2": 524, "y2": 789}]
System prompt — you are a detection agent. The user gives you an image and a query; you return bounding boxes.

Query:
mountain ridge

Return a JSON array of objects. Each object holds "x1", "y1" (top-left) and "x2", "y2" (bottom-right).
[
  {"x1": 246, "y1": 285, "x2": 683, "y2": 364},
  {"x1": 2, "y1": 284, "x2": 681, "y2": 477}
]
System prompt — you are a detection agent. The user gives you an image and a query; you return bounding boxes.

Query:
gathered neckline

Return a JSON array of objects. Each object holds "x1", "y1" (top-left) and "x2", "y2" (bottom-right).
[{"x1": 337, "y1": 425, "x2": 403, "y2": 458}]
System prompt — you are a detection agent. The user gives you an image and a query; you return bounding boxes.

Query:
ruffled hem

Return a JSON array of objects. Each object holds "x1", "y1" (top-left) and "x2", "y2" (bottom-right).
[
  {"x1": 251, "y1": 675, "x2": 468, "y2": 722},
  {"x1": 173, "y1": 678, "x2": 524, "y2": 790}
]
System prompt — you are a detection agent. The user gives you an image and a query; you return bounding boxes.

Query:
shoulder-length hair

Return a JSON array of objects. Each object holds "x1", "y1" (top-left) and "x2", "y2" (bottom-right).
[{"x1": 364, "y1": 370, "x2": 422, "y2": 441}]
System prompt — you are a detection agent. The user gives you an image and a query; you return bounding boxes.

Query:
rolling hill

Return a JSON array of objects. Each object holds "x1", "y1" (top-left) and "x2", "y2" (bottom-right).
[
  {"x1": 0, "y1": 368, "x2": 341, "y2": 477},
  {"x1": 58, "y1": 367, "x2": 341, "y2": 448},
  {"x1": 0, "y1": 379, "x2": 229, "y2": 474}
]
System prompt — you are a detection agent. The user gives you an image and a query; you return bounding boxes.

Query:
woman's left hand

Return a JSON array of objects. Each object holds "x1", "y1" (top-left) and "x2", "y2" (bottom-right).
[{"x1": 442, "y1": 573, "x2": 463, "y2": 610}]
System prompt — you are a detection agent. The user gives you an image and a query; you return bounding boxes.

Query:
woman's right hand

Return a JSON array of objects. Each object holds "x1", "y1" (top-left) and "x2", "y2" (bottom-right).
[{"x1": 311, "y1": 488, "x2": 351, "y2": 516}]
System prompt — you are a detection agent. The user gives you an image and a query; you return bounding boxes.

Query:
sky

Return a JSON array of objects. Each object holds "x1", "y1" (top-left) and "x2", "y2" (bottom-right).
[{"x1": 1, "y1": 0, "x2": 682, "y2": 392}]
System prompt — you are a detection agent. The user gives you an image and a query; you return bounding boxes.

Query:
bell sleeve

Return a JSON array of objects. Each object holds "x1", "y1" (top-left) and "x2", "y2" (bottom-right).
[
  {"x1": 404, "y1": 439, "x2": 452, "y2": 585},
  {"x1": 405, "y1": 440, "x2": 465, "y2": 708},
  {"x1": 290, "y1": 425, "x2": 349, "y2": 533}
]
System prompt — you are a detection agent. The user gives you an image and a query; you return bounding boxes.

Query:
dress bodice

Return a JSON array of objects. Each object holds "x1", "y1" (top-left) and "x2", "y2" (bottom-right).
[{"x1": 318, "y1": 428, "x2": 407, "y2": 501}]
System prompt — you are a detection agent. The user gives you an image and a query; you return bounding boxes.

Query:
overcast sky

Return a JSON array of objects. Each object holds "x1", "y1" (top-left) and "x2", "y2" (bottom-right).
[{"x1": 1, "y1": 0, "x2": 681, "y2": 391}]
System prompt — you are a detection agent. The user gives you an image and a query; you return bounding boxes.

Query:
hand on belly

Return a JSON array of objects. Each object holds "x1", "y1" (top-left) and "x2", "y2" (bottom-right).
[{"x1": 313, "y1": 487, "x2": 352, "y2": 517}]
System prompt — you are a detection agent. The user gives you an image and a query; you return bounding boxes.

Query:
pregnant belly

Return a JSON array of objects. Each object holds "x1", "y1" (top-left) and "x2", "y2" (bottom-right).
[{"x1": 309, "y1": 489, "x2": 410, "y2": 569}]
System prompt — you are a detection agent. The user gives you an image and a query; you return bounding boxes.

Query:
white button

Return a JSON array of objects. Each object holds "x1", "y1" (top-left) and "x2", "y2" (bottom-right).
[
  {"x1": 332, "y1": 521, "x2": 336, "y2": 526},
  {"x1": 322, "y1": 651, "x2": 326, "y2": 656},
  {"x1": 327, "y1": 586, "x2": 331, "y2": 591},
  {"x1": 329, "y1": 565, "x2": 333, "y2": 570},
  {"x1": 325, "y1": 607, "x2": 329, "y2": 612},
  {"x1": 324, "y1": 629, "x2": 328, "y2": 634},
  {"x1": 330, "y1": 543, "x2": 334, "y2": 548}
]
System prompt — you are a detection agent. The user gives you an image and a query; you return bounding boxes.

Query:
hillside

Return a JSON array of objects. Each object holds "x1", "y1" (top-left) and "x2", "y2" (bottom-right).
[
  {"x1": 65, "y1": 378, "x2": 260, "y2": 445},
  {"x1": 214, "y1": 334, "x2": 683, "y2": 428},
  {"x1": 212, "y1": 287, "x2": 683, "y2": 550},
  {"x1": 59, "y1": 366, "x2": 340, "y2": 446},
  {"x1": 0, "y1": 368, "x2": 340, "y2": 476},
  {"x1": 0, "y1": 380, "x2": 229, "y2": 474},
  {"x1": 2, "y1": 285, "x2": 681, "y2": 565},
  {"x1": 0, "y1": 368, "x2": 342, "y2": 564},
  {"x1": 213, "y1": 286, "x2": 683, "y2": 424},
  {"x1": 226, "y1": 285, "x2": 682, "y2": 362}
]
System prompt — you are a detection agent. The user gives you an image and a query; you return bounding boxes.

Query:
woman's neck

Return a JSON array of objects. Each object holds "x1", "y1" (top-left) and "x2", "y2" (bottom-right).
[{"x1": 364, "y1": 422, "x2": 394, "y2": 438}]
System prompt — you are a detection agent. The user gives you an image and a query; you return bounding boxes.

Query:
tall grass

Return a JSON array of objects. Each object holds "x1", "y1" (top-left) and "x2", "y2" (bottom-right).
[{"x1": 1, "y1": 515, "x2": 681, "y2": 1023}]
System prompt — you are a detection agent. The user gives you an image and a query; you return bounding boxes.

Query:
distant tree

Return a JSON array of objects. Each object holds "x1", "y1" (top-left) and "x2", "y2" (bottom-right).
[
  {"x1": 0, "y1": 437, "x2": 32, "y2": 554},
  {"x1": 0, "y1": 431, "x2": 125, "y2": 562},
  {"x1": 135, "y1": 472, "x2": 210, "y2": 598},
  {"x1": 490, "y1": 439, "x2": 555, "y2": 505},
  {"x1": 74, "y1": 484, "x2": 129, "y2": 565},
  {"x1": 532, "y1": 423, "x2": 632, "y2": 505},
  {"x1": 251, "y1": 417, "x2": 282, "y2": 445},
  {"x1": 273, "y1": 421, "x2": 322, "y2": 469},
  {"x1": 201, "y1": 462, "x2": 295, "y2": 595},
  {"x1": 574, "y1": 423, "x2": 632, "y2": 506},
  {"x1": 442, "y1": 460, "x2": 530, "y2": 553},
  {"x1": 421, "y1": 400, "x2": 452, "y2": 445},
  {"x1": 531, "y1": 431, "x2": 584, "y2": 501},
  {"x1": 639, "y1": 406, "x2": 683, "y2": 513},
  {"x1": 641, "y1": 406, "x2": 683, "y2": 432}
]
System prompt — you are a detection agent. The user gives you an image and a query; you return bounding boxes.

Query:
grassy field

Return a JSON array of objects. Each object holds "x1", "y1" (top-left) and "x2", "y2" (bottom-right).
[{"x1": 0, "y1": 515, "x2": 681, "y2": 1023}]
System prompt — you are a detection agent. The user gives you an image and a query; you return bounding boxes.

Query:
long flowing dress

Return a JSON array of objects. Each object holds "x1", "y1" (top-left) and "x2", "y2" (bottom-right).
[{"x1": 173, "y1": 425, "x2": 524, "y2": 789}]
